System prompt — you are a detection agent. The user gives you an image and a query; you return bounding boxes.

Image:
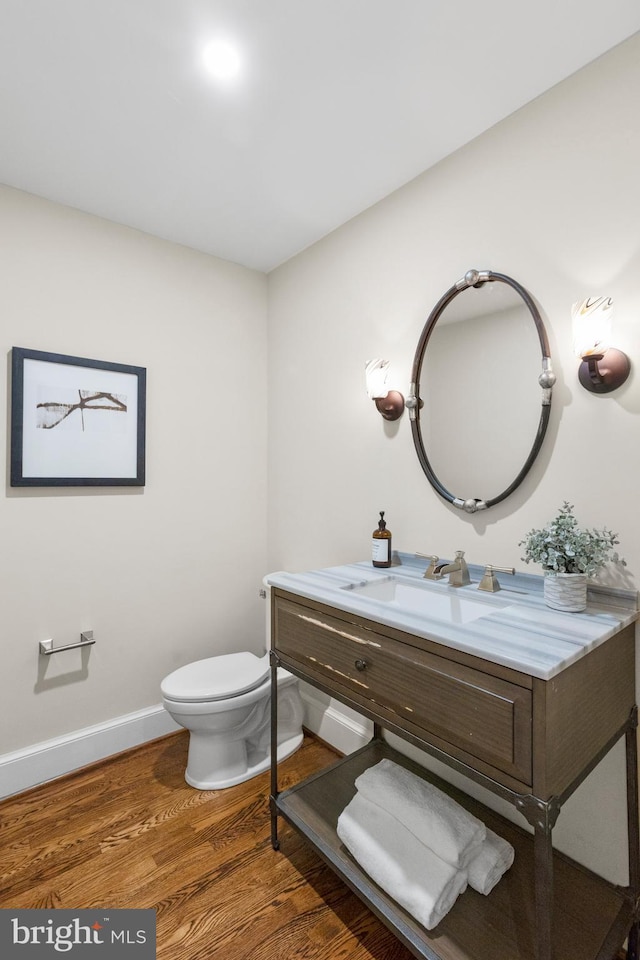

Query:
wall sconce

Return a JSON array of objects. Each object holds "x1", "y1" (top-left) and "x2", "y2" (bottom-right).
[
  {"x1": 572, "y1": 296, "x2": 630, "y2": 394},
  {"x1": 365, "y1": 359, "x2": 405, "y2": 421}
]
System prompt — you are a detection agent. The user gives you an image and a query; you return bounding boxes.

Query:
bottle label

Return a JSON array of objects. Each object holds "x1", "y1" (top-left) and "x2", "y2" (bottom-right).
[{"x1": 372, "y1": 538, "x2": 389, "y2": 562}]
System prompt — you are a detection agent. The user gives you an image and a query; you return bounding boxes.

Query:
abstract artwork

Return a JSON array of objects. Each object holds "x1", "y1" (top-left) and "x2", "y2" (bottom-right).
[{"x1": 11, "y1": 347, "x2": 146, "y2": 486}]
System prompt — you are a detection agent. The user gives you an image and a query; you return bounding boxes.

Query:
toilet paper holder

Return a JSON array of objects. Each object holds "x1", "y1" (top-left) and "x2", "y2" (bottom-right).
[{"x1": 39, "y1": 631, "x2": 96, "y2": 656}]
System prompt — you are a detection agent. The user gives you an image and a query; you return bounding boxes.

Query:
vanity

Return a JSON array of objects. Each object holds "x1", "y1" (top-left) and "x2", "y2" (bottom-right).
[{"x1": 267, "y1": 554, "x2": 639, "y2": 960}]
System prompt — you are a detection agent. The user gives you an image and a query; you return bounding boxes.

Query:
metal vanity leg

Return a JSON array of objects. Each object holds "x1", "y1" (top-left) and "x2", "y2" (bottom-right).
[
  {"x1": 629, "y1": 922, "x2": 640, "y2": 960},
  {"x1": 517, "y1": 795, "x2": 561, "y2": 960},
  {"x1": 626, "y1": 713, "x2": 640, "y2": 959},
  {"x1": 533, "y1": 823, "x2": 554, "y2": 960},
  {"x1": 269, "y1": 650, "x2": 280, "y2": 851}
]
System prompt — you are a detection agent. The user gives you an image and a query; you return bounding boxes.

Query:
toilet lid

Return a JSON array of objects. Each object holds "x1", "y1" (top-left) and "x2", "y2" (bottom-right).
[{"x1": 161, "y1": 652, "x2": 270, "y2": 702}]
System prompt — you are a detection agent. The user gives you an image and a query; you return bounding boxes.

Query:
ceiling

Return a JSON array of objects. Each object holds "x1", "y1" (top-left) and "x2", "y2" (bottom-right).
[{"x1": 1, "y1": 2, "x2": 639, "y2": 273}]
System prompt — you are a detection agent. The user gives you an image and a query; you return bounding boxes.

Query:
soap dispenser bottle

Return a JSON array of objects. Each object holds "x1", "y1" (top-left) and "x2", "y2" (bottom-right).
[{"x1": 372, "y1": 511, "x2": 392, "y2": 568}]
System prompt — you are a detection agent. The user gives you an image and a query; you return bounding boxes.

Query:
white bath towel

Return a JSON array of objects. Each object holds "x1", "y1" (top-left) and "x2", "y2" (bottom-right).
[
  {"x1": 337, "y1": 792, "x2": 467, "y2": 930},
  {"x1": 355, "y1": 759, "x2": 486, "y2": 869},
  {"x1": 466, "y1": 827, "x2": 515, "y2": 895}
]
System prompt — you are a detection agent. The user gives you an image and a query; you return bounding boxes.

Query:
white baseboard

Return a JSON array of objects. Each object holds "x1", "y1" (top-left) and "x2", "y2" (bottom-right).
[
  {"x1": 1, "y1": 685, "x2": 368, "y2": 801},
  {"x1": 299, "y1": 683, "x2": 371, "y2": 755},
  {"x1": 0, "y1": 705, "x2": 180, "y2": 800}
]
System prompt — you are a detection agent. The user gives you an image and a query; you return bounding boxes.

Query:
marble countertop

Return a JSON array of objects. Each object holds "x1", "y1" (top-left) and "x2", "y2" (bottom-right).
[{"x1": 265, "y1": 553, "x2": 638, "y2": 681}]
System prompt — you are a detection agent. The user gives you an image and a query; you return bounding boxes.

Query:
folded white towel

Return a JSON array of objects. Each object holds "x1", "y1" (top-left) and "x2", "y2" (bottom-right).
[
  {"x1": 355, "y1": 759, "x2": 486, "y2": 869},
  {"x1": 337, "y1": 792, "x2": 467, "y2": 930},
  {"x1": 466, "y1": 827, "x2": 515, "y2": 895}
]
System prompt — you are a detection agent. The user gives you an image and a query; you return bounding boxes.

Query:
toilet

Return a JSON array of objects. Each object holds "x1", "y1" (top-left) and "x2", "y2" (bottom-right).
[{"x1": 161, "y1": 651, "x2": 304, "y2": 790}]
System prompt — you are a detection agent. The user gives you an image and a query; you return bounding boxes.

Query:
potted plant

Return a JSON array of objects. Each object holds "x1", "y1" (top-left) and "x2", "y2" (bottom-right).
[{"x1": 519, "y1": 501, "x2": 625, "y2": 612}]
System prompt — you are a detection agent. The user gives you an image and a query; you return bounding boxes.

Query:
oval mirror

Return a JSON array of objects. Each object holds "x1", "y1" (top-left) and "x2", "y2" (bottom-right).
[{"x1": 407, "y1": 269, "x2": 555, "y2": 514}]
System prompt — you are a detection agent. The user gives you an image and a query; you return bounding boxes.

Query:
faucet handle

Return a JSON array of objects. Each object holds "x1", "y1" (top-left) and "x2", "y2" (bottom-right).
[
  {"x1": 478, "y1": 564, "x2": 515, "y2": 593},
  {"x1": 416, "y1": 553, "x2": 439, "y2": 579}
]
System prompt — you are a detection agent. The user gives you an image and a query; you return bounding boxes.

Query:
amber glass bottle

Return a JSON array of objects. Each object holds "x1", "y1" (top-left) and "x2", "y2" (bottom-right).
[{"x1": 372, "y1": 511, "x2": 392, "y2": 568}]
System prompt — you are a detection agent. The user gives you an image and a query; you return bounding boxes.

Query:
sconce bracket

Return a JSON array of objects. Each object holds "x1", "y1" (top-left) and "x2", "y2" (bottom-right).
[
  {"x1": 578, "y1": 348, "x2": 630, "y2": 394},
  {"x1": 374, "y1": 391, "x2": 405, "y2": 421}
]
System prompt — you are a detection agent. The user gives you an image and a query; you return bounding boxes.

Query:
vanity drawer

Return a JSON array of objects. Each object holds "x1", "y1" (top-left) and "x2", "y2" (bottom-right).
[{"x1": 274, "y1": 595, "x2": 532, "y2": 786}]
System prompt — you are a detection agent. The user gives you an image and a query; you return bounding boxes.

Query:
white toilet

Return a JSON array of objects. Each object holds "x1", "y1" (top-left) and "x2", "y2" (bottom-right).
[{"x1": 161, "y1": 651, "x2": 304, "y2": 790}]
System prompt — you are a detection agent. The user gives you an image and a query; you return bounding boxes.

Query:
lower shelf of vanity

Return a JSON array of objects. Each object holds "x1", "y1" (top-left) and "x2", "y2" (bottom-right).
[{"x1": 274, "y1": 740, "x2": 632, "y2": 960}]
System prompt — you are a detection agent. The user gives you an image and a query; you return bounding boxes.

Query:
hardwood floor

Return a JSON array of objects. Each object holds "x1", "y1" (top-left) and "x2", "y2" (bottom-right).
[{"x1": 0, "y1": 732, "x2": 415, "y2": 959}]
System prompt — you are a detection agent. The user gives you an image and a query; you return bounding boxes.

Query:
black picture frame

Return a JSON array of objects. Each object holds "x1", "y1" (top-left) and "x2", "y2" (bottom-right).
[{"x1": 11, "y1": 347, "x2": 146, "y2": 487}]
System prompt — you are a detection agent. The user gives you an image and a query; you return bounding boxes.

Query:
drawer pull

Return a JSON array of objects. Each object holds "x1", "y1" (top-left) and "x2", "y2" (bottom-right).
[{"x1": 355, "y1": 659, "x2": 368, "y2": 672}]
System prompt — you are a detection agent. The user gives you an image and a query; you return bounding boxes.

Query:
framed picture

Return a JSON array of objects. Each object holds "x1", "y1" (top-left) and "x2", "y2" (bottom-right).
[{"x1": 11, "y1": 347, "x2": 146, "y2": 487}]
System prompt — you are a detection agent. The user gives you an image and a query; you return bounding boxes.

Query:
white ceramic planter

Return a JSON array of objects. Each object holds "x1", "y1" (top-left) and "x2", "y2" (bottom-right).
[{"x1": 543, "y1": 572, "x2": 587, "y2": 612}]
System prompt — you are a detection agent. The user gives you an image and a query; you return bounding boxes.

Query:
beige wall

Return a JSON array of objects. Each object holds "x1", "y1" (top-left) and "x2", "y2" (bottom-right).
[
  {"x1": 1, "y1": 186, "x2": 268, "y2": 752},
  {"x1": 267, "y1": 34, "x2": 640, "y2": 883},
  {"x1": 1, "y1": 30, "x2": 638, "y2": 887}
]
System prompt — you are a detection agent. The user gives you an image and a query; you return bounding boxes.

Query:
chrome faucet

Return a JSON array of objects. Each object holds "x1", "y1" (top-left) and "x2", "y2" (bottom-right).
[{"x1": 433, "y1": 550, "x2": 471, "y2": 587}]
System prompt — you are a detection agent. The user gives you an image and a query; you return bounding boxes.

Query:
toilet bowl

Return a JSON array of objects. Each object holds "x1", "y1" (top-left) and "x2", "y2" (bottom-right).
[{"x1": 161, "y1": 651, "x2": 304, "y2": 790}]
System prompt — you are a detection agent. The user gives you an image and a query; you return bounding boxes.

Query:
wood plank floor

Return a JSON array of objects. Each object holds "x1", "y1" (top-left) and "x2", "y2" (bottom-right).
[{"x1": 0, "y1": 731, "x2": 415, "y2": 960}]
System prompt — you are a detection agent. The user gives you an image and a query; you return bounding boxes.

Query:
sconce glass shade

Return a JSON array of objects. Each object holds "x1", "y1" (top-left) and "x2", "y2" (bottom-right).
[
  {"x1": 365, "y1": 359, "x2": 390, "y2": 399},
  {"x1": 572, "y1": 296, "x2": 630, "y2": 393},
  {"x1": 572, "y1": 297, "x2": 612, "y2": 358},
  {"x1": 365, "y1": 358, "x2": 405, "y2": 420}
]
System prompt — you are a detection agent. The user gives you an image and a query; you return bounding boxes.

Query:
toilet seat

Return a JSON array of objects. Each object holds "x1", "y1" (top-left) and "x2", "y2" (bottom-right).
[{"x1": 161, "y1": 652, "x2": 270, "y2": 703}]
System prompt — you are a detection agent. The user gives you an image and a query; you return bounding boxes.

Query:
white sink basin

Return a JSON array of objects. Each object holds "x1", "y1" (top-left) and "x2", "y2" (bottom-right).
[{"x1": 343, "y1": 576, "x2": 512, "y2": 624}]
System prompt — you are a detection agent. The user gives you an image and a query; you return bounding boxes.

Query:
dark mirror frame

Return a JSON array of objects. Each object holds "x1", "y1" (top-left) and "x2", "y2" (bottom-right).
[{"x1": 407, "y1": 269, "x2": 555, "y2": 514}]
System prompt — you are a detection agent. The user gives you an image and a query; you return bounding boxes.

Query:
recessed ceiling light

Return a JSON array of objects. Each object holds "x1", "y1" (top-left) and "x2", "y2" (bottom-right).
[{"x1": 202, "y1": 39, "x2": 242, "y2": 82}]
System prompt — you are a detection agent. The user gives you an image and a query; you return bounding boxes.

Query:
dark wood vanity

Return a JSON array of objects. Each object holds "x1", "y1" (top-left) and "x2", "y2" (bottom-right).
[{"x1": 269, "y1": 587, "x2": 639, "y2": 960}]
